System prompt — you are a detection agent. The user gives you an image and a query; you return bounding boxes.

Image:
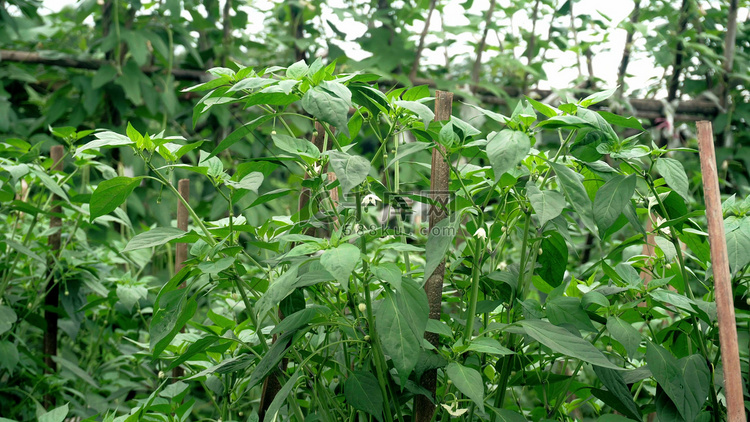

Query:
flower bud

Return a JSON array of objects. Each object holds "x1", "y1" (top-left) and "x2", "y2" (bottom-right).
[
  {"x1": 606, "y1": 345, "x2": 613, "y2": 352},
  {"x1": 538, "y1": 248, "x2": 543, "y2": 255},
  {"x1": 358, "y1": 303, "x2": 367, "y2": 313},
  {"x1": 498, "y1": 261, "x2": 508, "y2": 271},
  {"x1": 271, "y1": 130, "x2": 277, "y2": 135},
  {"x1": 158, "y1": 371, "x2": 166, "y2": 379},
  {"x1": 364, "y1": 335, "x2": 371, "y2": 341},
  {"x1": 666, "y1": 263, "x2": 672, "y2": 270}
]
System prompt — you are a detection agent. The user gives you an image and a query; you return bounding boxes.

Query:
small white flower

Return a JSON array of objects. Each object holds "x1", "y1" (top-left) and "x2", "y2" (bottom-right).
[
  {"x1": 474, "y1": 227, "x2": 487, "y2": 240},
  {"x1": 158, "y1": 371, "x2": 166, "y2": 379},
  {"x1": 362, "y1": 194, "x2": 380, "y2": 207},
  {"x1": 440, "y1": 403, "x2": 468, "y2": 417},
  {"x1": 656, "y1": 217, "x2": 671, "y2": 236},
  {"x1": 498, "y1": 261, "x2": 508, "y2": 271},
  {"x1": 312, "y1": 163, "x2": 322, "y2": 174}
]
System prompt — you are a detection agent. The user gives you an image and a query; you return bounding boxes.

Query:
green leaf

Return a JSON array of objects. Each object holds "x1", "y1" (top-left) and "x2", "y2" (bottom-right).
[
  {"x1": 465, "y1": 337, "x2": 514, "y2": 356},
  {"x1": 538, "y1": 232, "x2": 568, "y2": 288},
  {"x1": 302, "y1": 86, "x2": 350, "y2": 135},
  {"x1": 225, "y1": 172, "x2": 263, "y2": 194},
  {"x1": 580, "y1": 87, "x2": 617, "y2": 108},
  {"x1": 646, "y1": 344, "x2": 709, "y2": 422},
  {"x1": 92, "y1": 65, "x2": 118, "y2": 89},
  {"x1": 549, "y1": 162, "x2": 597, "y2": 235},
  {"x1": 656, "y1": 158, "x2": 689, "y2": 201},
  {"x1": 519, "y1": 319, "x2": 622, "y2": 370},
  {"x1": 320, "y1": 243, "x2": 360, "y2": 290},
  {"x1": 486, "y1": 129, "x2": 531, "y2": 182},
  {"x1": 209, "y1": 114, "x2": 275, "y2": 157},
  {"x1": 249, "y1": 331, "x2": 295, "y2": 390},
  {"x1": 0, "y1": 341, "x2": 19, "y2": 374},
  {"x1": 593, "y1": 366, "x2": 643, "y2": 421},
  {"x1": 0, "y1": 305, "x2": 17, "y2": 335},
  {"x1": 376, "y1": 290, "x2": 420, "y2": 385},
  {"x1": 74, "y1": 131, "x2": 133, "y2": 156},
  {"x1": 726, "y1": 221, "x2": 750, "y2": 273},
  {"x1": 38, "y1": 404, "x2": 69, "y2": 422},
  {"x1": 594, "y1": 174, "x2": 636, "y2": 235},
  {"x1": 199, "y1": 150, "x2": 224, "y2": 178},
  {"x1": 598, "y1": 111, "x2": 644, "y2": 130},
  {"x1": 90, "y1": 176, "x2": 142, "y2": 221},
  {"x1": 394, "y1": 100, "x2": 434, "y2": 129},
  {"x1": 344, "y1": 371, "x2": 384, "y2": 421},
  {"x1": 546, "y1": 296, "x2": 596, "y2": 332},
  {"x1": 489, "y1": 409, "x2": 527, "y2": 422},
  {"x1": 525, "y1": 96, "x2": 558, "y2": 118},
  {"x1": 150, "y1": 290, "x2": 197, "y2": 356},
  {"x1": 328, "y1": 151, "x2": 371, "y2": 195},
  {"x1": 32, "y1": 169, "x2": 67, "y2": 200},
  {"x1": 527, "y1": 182, "x2": 565, "y2": 226},
  {"x1": 385, "y1": 142, "x2": 431, "y2": 169},
  {"x1": 445, "y1": 362, "x2": 485, "y2": 413},
  {"x1": 425, "y1": 218, "x2": 458, "y2": 279},
  {"x1": 122, "y1": 227, "x2": 188, "y2": 252},
  {"x1": 398, "y1": 277, "x2": 429, "y2": 340},
  {"x1": 607, "y1": 316, "x2": 641, "y2": 358},
  {"x1": 227, "y1": 77, "x2": 275, "y2": 93}
]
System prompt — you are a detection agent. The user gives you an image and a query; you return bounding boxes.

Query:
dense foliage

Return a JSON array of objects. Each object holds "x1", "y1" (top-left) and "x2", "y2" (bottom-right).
[{"x1": 1, "y1": 0, "x2": 749, "y2": 421}]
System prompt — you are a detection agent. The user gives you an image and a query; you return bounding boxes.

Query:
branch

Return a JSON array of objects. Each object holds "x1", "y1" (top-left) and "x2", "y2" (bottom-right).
[
  {"x1": 0, "y1": 49, "x2": 205, "y2": 80},
  {"x1": 409, "y1": 0, "x2": 437, "y2": 80},
  {"x1": 616, "y1": 1, "x2": 641, "y2": 99},
  {"x1": 667, "y1": 0, "x2": 690, "y2": 102},
  {"x1": 471, "y1": 0, "x2": 497, "y2": 93}
]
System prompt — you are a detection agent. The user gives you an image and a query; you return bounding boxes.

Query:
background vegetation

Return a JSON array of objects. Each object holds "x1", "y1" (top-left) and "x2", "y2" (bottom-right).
[{"x1": 0, "y1": 0, "x2": 749, "y2": 421}]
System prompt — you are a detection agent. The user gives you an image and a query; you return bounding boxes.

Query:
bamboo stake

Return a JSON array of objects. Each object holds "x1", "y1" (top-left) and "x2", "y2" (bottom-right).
[
  {"x1": 172, "y1": 178, "x2": 189, "y2": 379},
  {"x1": 414, "y1": 90, "x2": 453, "y2": 422},
  {"x1": 43, "y1": 145, "x2": 64, "y2": 407},
  {"x1": 696, "y1": 121, "x2": 746, "y2": 422}
]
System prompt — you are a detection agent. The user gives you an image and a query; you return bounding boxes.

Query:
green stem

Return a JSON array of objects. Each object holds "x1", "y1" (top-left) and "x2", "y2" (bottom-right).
[{"x1": 463, "y1": 240, "x2": 485, "y2": 341}]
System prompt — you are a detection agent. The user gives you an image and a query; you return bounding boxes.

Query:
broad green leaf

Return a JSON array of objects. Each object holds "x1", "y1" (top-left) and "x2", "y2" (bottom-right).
[
  {"x1": 425, "y1": 218, "x2": 458, "y2": 279},
  {"x1": 302, "y1": 86, "x2": 350, "y2": 135},
  {"x1": 0, "y1": 341, "x2": 19, "y2": 374},
  {"x1": 52, "y1": 356, "x2": 100, "y2": 389},
  {"x1": 270, "y1": 306, "x2": 329, "y2": 335},
  {"x1": 371, "y1": 262, "x2": 403, "y2": 289},
  {"x1": 285, "y1": 60, "x2": 308, "y2": 79},
  {"x1": 272, "y1": 134, "x2": 320, "y2": 162},
  {"x1": 614, "y1": 263, "x2": 643, "y2": 288},
  {"x1": 225, "y1": 172, "x2": 264, "y2": 193},
  {"x1": 525, "y1": 96, "x2": 558, "y2": 118},
  {"x1": 546, "y1": 296, "x2": 596, "y2": 332},
  {"x1": 580, "y1": 87, "x2": 617, "y2": 107},
  {"x1": 320, "y1": 243, "x2": 360, "y2": 290},
  {"x1": 256, "y1": 265, "x2": 300, "y2": 324},
  {"x1": 598, "y1": 111, "x2": 645, "y2": 130},
  {"x1": 549, "y1": 162, "x2": 597, "y2": 235},
  {"x1": 166, "y1": 336, "x2": 221, "y2": 370},
  {"x1": 385, "y1": 142, "x2": 430, "y2": 169},
  {"x1": 38, "y1": 404, "x2": 69, "y2": 422},
  {"x1": 248, "y1": 331, "x2": 295, "y2": 390},
  {"x1": 227, "y1": 77, "x2": 275, "y2": 92},
  {"x1": 122, "y1": 227, "x2": 188, "y2": 252},
  {"x1": 75, "y1": 131, "x2": 133, "y2": 156},
  {"x1": 646, "y1": 344, "x2": 709, "y2": 422},
  {"x1": 607, "y1": 316, "x2": 641, "y2": 358},
  {"x1": 593, "y1": 366, "x2": 643, "y2": 421},
  {"x1": 376, "y1": 290, "x2": 420, "y2": 385},
  {"x1": 488, "y1": 409, "x2": 526, "y2": 422},
  {"x1": 397, "y1": 277, "x2": 429, "y2": 340},
  {"x1": 594, "y1": 174, "x2": 636, "y2": 235},
  {"x1": 0, "y1": 305, "x2": 18, "y2": 335},
  {"x1": 726, "y1": 222, "x2": 750, "y2": 273},
  {"x1": 538, "y1": 232, "x2": 568, "y2": 288},
  {"x1": 519, "y1": 319, "x2": 622, "y2": 370},
  {"x1": 486, "y1": 129, "x2": 531, "y2": 182},
  {"x1": 209, "y1": 114, "x2": 274, "y2": 157},
  {"x1": 199, "y1": 150, "x2": 224, "y2": 178},
  {"x1": 394, "y1": 100, "x2": 434, "y2": 128},
  {"x1": 656, "y1": 158, "x2": 689, "y2": 200},
  {"x1": 32, "y1": 169, "x2": 67, "y2": 200},
  {"x1": 527, "y1": 181, "x2": 565, "y2": 226},
  {"x1": 344, "y1": 371, "x2": 383, "y2": 421},
  {"x1": 150, "y1": 290, "x2": 197, "y2": 356},
  {"x1": 465, "y1": 337, "x2": 514, "y2": 356},
  {"x1": 90, "y1": 176, "x2": 142, "y2": 221},
  {"x1": 328, "y1": 151, "x2": 371, "y2": 195},
  {"x1": 445, "y1": 362, "x2": 485, "y2": 413}
]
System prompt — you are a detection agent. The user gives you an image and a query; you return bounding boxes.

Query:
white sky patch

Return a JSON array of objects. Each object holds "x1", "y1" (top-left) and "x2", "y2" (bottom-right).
[{"x1": 37, "y1": 0, "x2": 746, "y2": 98}]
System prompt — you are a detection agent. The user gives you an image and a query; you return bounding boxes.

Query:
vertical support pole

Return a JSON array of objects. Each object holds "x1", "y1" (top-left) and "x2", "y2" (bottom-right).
[
  {"x1": 414, "y1": 90, "x2": 453, "y2": 422},
  {"x1": 43, "y1": 145, "x2": 64, "y2": 407},
  {"x1": 172, "y1": 178, "x2": 189, "y2": 379},
  {"x1": 696, "y1": 121, "x2": 746, "y2": 422}
]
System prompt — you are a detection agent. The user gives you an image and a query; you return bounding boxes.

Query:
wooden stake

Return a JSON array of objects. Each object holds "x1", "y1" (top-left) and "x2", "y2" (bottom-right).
[
  {"x1": 696, "y1": 121, "x2": 746, "y2": 422},
  {"x1": 43, "y1": 145, "x2": 64, "y2": 407},
  {"x1": 415, "y1": 90, "x2": 453, "y2": 422},
  {"x1": 172, "y1": 178, "x2": 190, "y2": 379}
]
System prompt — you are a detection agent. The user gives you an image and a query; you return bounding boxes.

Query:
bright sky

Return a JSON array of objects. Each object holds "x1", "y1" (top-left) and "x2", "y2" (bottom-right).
[{"x1": 37, "y1": 0, "x2": 740, "y2": 97}]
